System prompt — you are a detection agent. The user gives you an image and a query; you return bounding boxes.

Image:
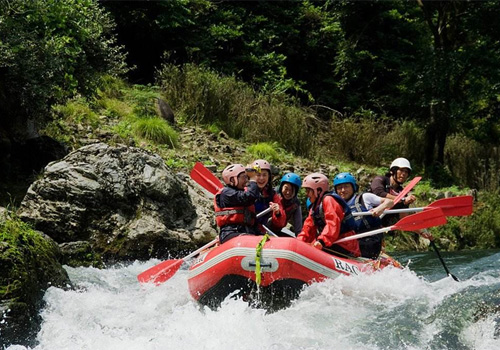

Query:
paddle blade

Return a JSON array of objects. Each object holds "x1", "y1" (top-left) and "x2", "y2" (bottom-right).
[
  {"x1": 194, "y1": 162, "x2": 223, "y2": 187},
  {"x1": 427, "y1": 195, "x2": 473, "y2": 217},
  {"x1": 391, "y1": 176, "x2": 422, "y2": 208},
  {"x1": 190, "y1": 162, "x2": 223, "y2": 195},
  {"x1": 137, "y1": 259, "x2": 183, "y2": 284},
  {"x1": 393, "y1": 208, "x2": 447, "y2": 232}
]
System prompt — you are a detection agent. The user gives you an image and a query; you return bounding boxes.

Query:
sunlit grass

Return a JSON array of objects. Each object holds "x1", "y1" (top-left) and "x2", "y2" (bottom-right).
[
  {"x1": 246, "y1": 142, "x2": 283, "y2": 163},
  {"x1": 133, "y1": 117, "x2": 178, "y2": 148}
]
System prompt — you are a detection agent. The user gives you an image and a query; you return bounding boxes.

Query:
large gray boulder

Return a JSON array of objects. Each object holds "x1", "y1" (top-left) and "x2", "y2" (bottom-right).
[{"x1": 19, "y1": 143, "x2": 216, "y2": 264}]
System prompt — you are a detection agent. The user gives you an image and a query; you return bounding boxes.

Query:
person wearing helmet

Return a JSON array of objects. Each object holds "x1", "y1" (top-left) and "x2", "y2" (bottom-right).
[
  {"x1": 276, "y1": 172, "x2": 303, "y2": 235},
  {"x1": 333, "y1": 172, "x2": 393, "y2": 258},
  {"x1": 298, "y1": 173, "x2": 360, "y2": 257},
  {"x1": 250, "y1": 159, "x2": 286, "y2": 235},
  {"x1": 214, "y1": 163, "x2": 261, "y2": 243},
  {"x1": 370, "y1": 157, "x2": 416, "y2": 206}
]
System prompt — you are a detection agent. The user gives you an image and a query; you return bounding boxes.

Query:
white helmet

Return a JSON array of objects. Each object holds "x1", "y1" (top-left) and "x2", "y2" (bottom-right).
[{"x1": 390, "y1": 157, "x2": 412, "y2": 172}]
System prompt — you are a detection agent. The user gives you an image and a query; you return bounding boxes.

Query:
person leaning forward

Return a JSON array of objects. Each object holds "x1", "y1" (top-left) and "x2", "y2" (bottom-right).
[
  {"x1": 333, "y1": 172, "x2": 393, "y2": 259},
  {"x1": 297, "y1": 173, "x2": 361, "y2": 258},
  {"x1": 214, "y1": 164, "x2": 261, "y2": 244},
  {"x1": 370, "y1": 157, "x2": 417, "y2": 227},
  {"x1": 370, "y1": 157, "x2": 416, "y2": 206}
]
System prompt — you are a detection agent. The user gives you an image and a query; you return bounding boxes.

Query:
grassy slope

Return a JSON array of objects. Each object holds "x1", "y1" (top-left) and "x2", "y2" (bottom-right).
[{"x1": 40, "y1": 80, "x2": 496, "y2": 252}]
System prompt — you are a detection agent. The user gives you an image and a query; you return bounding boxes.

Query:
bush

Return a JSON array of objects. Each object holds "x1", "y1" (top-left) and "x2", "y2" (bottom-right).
[
  {"x1": 156, "y1": 63, "x2": 316, "y2": 157},
  {"x1": 0, "y1": 0, "x2": 127, "y2": 131},
  {"x1": 43, "y1": 98, "x2": 100, "y2": 146},
  {"x1": 247, "y1": 142, "x2": 281, "y2": 163},
  {"x1": 445, "y1": 134, "x2": 500, "y2": 191},
  {"x1": 127, "y1": 85, "x2": 160, "y2": 118},
  {"x1": 133, "y1": 118, "x2": 178, "y2": 147}
]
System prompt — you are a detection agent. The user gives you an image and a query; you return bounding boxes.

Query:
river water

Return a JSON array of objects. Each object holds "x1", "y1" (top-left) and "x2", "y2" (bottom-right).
[{"x1": 6, "y1": 250, "x2": 500, "y2": 350}]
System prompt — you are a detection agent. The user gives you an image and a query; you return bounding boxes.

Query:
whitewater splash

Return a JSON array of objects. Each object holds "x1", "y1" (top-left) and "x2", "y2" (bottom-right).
[{"x1": 6, "y1": 251, "x2": 500, "y2": 350}]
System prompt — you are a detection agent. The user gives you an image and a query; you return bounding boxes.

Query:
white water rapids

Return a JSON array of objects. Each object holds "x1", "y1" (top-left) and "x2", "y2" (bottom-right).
[{"x1": 6, "y1": 250, "x2": 500, "y2": 350}]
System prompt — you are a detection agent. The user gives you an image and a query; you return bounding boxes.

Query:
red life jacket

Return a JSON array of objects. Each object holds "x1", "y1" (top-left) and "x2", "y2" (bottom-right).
[{"x1": 214, "y1": 188, "x2": 256, "y2": 227}]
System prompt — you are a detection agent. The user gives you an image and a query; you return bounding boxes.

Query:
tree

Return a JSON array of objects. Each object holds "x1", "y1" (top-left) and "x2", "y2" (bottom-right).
[
  {"x1": 0, "y1": 0, "x2": 127, "y2": 138},
  {"x1": 414, "y1": 0, "x2": 500, "y2": 168}
]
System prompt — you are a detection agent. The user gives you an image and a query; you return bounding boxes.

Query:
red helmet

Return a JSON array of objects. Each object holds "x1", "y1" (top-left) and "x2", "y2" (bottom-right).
[
  {"x1": 222, "y1": 164, "x2": 246, "y2": 186},
  {"x1": 252, "y1": 159, "x2": 271, "y2": 173},
  {"x1": 302, "y1": 173, "x2": 329, "y2": 197}
]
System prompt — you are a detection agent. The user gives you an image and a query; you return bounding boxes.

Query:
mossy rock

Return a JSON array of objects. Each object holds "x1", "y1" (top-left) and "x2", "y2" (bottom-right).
[
  {"x1": 0, "y1": 216, "x2": 71, "y2": 348},
  {"x1": 59, "y1": 241, "x2": 104, "y2": 268}
]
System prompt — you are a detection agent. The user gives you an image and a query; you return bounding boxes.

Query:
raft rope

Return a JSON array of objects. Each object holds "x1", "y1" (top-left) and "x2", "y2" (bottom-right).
[{"x1": 255, "y1": 233, "x2": 270, "y2": 286}]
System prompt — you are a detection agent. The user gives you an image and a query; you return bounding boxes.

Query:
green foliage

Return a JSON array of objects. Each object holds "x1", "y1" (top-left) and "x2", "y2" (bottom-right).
[
  {"x1": 96, "y1": 75, "x2": 127, "y2": 100},
  {"x1": 324, "y1": 117, "x2": 427, "y2": 169},
  {"x1": 98, "y1": 98, "x2": 133, "y2": 119},
  {"x1": 42, "y1": 97, "x2": 101, "y2": 146},
  {"x1": 52, "y1": 100, "x2": 100, "y2": 129},
  {"x1": 156, "y1": 63, "x2": 315, "y2": 156},
  {"x1": 133, "y1": 118, "x2": 178, "y2": 148},
  {"x1": 0, "y1": 0, "x2": 127, "y2": 130},
  {"x1": 246, "y1": 142, "x2": 281, "y2": 163},
  {"x1": 0, "y1": 214, "x2": 64, "y2": 298},
  {"x1": 112, "y1": 120, "x2": 134, "y2": 141},
  {"x1": 126, "y1": 85, "x2": 161, "y2": 119},
  {"x1": 164, "y1": 157, "x2": 189, "y2": 169},
  {"x1": 445, "y1": 134, "x2": 500, "y2": 191},
  {"x1": 207, "y1": 123, "x2": 221, "y2": 134},
  {"x1": 432, "y1": 191, "x2": 500, "y2": 250}
]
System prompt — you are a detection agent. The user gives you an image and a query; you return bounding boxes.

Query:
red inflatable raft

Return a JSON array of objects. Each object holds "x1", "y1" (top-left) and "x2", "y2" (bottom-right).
[{"x1": 188, "y1": 235, "x2": 401, "y2": 310}]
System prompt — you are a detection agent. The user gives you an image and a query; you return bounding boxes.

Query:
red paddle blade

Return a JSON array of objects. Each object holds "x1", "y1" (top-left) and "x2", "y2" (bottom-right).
[
  {"x1": 137, "y1": 259, "x2": 183, "y2": 284},
  {"x1": 190, "y1": 162, "x2": 223, "y2": 195},
  {"x1": 391, "y1": 176, "x2": 422, "y2": 208},
  {"x1": 427, "y1": 195, "x2": 473, "y2": 217},
  {"x1": 194, "y1": 162, "x2": 223, "y2": 187},
  {"x1": 393, "y1": 208, "x2": 447, "y2": 232}
]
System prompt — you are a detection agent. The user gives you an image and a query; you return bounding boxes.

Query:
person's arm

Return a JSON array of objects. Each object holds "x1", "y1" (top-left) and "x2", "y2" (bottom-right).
[
  {"x1": 225, "y1": 181, "x2": 259, "y2": 206},
  {"x1": 316, "y1": 196, "x2": 343, "y2": 247},
  {"x1": 269, "y1": 193, "x2": 287, "y2": 229},
  {"x1": 362, "y1": 193, "x2": 394, "y2": 217},
  {"x1": 297, "y1": 213, "x2": 315, "y2": 243},
  {"x1": 370, "y1": 176, "x2": 390, "y2": 198}
]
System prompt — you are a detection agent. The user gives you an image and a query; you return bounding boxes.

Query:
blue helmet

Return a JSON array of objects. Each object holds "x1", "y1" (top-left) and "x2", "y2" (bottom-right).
[
  {"x1": 280, "y1": 172, "x2": 302, "y2": 191},
  {"x1": 333, "y1": 172, "x2": 358, "y2": 192}
]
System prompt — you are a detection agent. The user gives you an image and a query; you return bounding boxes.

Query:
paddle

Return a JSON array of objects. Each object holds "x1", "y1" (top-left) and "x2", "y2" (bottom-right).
[
  {"x1": 429, "y1": 239, "x2": 460, "y2": 282},
  {"x1": 379, "y1": 176, "x2": 421, "y2": 219},
  {"x1": 190, "y1": 162, "x2": 223, "y2": 195},
  {"x1": 353, "y1": 195, "x2": 473, "y2": 217},
  {"x1": 138, "y1": 206, "x2": 273, "y2": 284},
  {"x1": 137, "y1": 238, "x2": 219, "y2": 284},
  {"x1": 138, "y1": 162, "x2": 283, "y2": 284},
  {"x1": 333, "y1": 208, "x2": 447, "y2": 244},
  {"x1": 390, "y1": 176, "x2": 422, "y2": 208}
]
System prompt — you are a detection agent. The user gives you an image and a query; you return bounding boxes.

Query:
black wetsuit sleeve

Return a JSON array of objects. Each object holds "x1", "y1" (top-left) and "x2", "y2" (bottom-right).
[
  {"x1": 218, "y1": 181, "x2": 259, "y2": 207},
  {"x1": 370, "y1": 176, "x2": 389, "y2": 198}
]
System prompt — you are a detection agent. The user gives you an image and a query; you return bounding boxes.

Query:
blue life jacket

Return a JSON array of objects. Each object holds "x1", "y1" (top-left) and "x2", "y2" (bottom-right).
[
  {"x1": 312, "y1": 192, "x2": 356, "y2": 235},
  {"x1": 346, "y1": 193, "x2": 382, "y2": 233}
]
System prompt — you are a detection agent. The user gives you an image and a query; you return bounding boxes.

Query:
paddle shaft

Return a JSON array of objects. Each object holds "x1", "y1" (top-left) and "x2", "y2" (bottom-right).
[
  {"x1": 182, "y1": 238, "x2": 219, "y2": 262},
  {"x1": 430, "y1": 241, "x2": 460, "y2": 281},
  {"x1": 379, "y1": 176, "x2": 421, "y2": 219},
  {"x1": 333, "y1": 208, "x2": 446, "y2": 244},
  {"x1": 354, "y1": 207, "x2": 424, "y2": 216},
  {"x1": 334, "y1": 227, "x2": 390, "y2": 244},
  {"x1": 390, "y1": 176, "x2": 422, "y2": 208},
  {"x1": 419, "y1": 228, "x2": 460, "y2": 282},
  {"x1": 357, "y1": 195, "x2": 473, "y2": 217}
]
